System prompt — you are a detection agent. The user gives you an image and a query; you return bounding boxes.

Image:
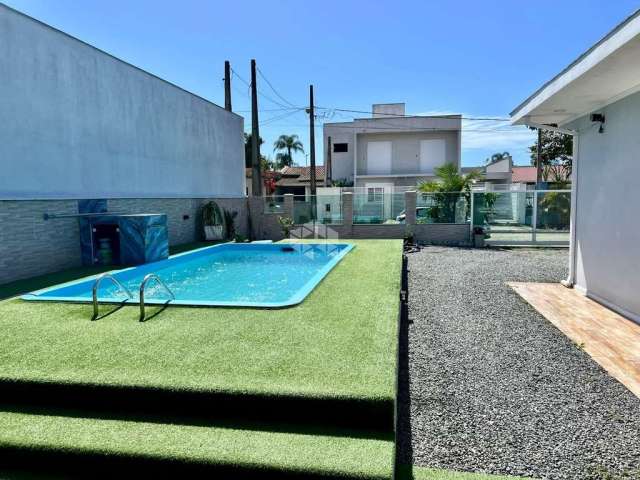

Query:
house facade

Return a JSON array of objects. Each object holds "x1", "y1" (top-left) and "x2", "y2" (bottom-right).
[
  {"x1": 274, "y1": 166, "x2": 327, "y2": 197},
  {"x1": 511, "y1": 8, "x2": 640, "y2": 323},
  {"x1": 323, "y1": 104, "x2": 462, "y2": 197},
  {"x1": 462, "y1": 157, "x2": 539, "y2": 190}
]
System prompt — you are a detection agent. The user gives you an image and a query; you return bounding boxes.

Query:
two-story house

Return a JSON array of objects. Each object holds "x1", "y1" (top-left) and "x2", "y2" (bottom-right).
[{"x1": 322, "y1": 104, "x2": 462, "y2": 200}]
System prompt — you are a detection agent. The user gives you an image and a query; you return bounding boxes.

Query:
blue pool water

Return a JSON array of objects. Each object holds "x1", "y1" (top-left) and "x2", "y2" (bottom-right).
[{"x1": 22, "y1": 243, "x2": 354, "y2": 307}]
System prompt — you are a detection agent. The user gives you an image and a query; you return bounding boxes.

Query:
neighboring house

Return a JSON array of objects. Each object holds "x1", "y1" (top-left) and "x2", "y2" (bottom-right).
[
  {"x1": 245, "y1": 169, "x2": 278, "y2": 197},
  {"x1": 462, "y1": 156, "x2": 538, "y2": 189},
  {"x1": 511, "y1": 9, "x2": 640, "y2": 323},
  {"x1": 323, "y1": 104, "x2": 462, "y2": 199},
  {"x1": 274, "y1": 166, "x2": 326, "y2": 197},
  {"x1": 511, "y1": 166, "x2": 538, "y2": 186}
]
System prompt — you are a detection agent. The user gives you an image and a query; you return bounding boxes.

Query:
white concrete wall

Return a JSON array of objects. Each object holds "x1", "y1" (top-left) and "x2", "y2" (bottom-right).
[
  {"x1": 0, "y1": 5, "x2": 245, "y2": 200},
  {"x1": 565, "y1": 91, "x2": 640, "y2": 321},
  {"x1": 323, "y1": 126, "x2": 355, "y2": 183},
  {"x1": 356, "y1": 131, "x2": 460, "y2": 176}
]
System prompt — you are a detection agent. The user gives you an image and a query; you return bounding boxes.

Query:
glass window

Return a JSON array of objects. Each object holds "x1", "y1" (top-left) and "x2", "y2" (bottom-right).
[
  {"x1": 367, "y1": 187, "x2": 384, "y2": 202},
  {"x1": 333, "y1": 143, "x2": 348, "y2": 153}
]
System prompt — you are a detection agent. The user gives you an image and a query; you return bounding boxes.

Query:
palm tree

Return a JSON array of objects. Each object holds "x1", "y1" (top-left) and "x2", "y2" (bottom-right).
[
  {"x1": 418, "y1": 164, "x2": 483, "y2": 223},
  {"x1": 273, "y1": 134, "x2": 304, "y2": 168}
]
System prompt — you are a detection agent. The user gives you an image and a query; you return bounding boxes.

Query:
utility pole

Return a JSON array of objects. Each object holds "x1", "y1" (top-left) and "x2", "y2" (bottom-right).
[
  {"x1": 325, "y1": 136, "x2": 332, "y2": 187},
  {"x1": 536, "y1": 127, "x2": 542, "y2": 187},
  {"x1": 250, "y1": 59, "x2": 262, "y2": 197},
  {"x1": 224, "y1": 60, "x2": 232, "y2": 112},
  {"x1": 309, "y1": 85, "x2": 317, "y2": 196}
]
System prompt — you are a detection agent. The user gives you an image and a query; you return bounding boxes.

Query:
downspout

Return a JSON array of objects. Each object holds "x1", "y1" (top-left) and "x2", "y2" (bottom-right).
[
  {"x1": 561, "y1": 132, "x2": 579, "y2": 288},
  {"x1": 526, "y1": 122, "x2": 578, "y2": 288}
]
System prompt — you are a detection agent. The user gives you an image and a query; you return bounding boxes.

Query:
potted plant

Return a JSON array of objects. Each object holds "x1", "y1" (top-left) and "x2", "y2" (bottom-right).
[
  {"x1": 202, "y1": 201, "x2": 225, "y2": 240},
  {"x1": 473, "y1": 226, "x2": 486, "y2": 248},
  {"x1": 278, "y1": 216, "x2": 294, "y2": 239}
]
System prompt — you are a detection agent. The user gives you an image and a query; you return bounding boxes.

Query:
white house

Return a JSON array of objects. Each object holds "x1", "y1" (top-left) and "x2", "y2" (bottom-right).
[
  {"x1": 323, "y1": 104, "x2": 462, "y2": 196},
  {"x1": 511, "y1": 9, "x2": 640, "y2": 323}
]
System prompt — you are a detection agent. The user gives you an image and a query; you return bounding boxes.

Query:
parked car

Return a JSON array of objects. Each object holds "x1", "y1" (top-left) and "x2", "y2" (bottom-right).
[{"x1": 396, "y1": 207, "x2": 430, "y2": 223}]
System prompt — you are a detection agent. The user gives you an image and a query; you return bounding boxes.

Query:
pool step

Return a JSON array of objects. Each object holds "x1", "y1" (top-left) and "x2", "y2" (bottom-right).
[{"x1": 0, "y1": 410, "x2": 395, "y2": 479}]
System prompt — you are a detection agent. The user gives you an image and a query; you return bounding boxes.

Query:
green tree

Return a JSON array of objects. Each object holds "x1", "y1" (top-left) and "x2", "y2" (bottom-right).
[
  {"x1": 529, "y1": 130, "x2": 572, "y2": 181},
  {"x1": 244, "y1": 133, "x2": 264, "y2": 169},
  {"x1": 273, "y1": 134, "x2": 304, "y2": 168},
  {"x1": 417, "y1": 164, "x2": 483, "y2": 223},
  {"x1": 261, "y1": 156, "x2": 275, "y2": 171}
]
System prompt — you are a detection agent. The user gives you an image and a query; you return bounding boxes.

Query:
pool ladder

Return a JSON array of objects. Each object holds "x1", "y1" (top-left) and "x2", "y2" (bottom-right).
[
  {"x1": 91, "y1": 272, "x2": 175, "y2": 322},
  {"x1": 139, "y1": 273, "x2": 175, "y2": 322},
  {"x1": 92, "y1": 273, "x2": 134, "y2": 320}
]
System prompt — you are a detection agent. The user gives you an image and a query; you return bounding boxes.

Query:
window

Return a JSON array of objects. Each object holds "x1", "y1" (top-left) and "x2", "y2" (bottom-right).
[
  {"x1": 367, "y1": 187, "x2": 384, "y2": 202},
  {"x1": 419, "y1": 139, "x2": 446, "y2": 172},
  {"x1": 366, "y1": 141, "x2": 392, "y2": 174},
  {"x1": 333, "y1": 143, "x2": 348, "y2": 153}
]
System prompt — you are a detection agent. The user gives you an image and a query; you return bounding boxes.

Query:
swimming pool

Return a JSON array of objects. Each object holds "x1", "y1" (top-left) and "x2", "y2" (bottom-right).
[{"x1": 22, "y1": 243, "x2": 354, "y2": 308}]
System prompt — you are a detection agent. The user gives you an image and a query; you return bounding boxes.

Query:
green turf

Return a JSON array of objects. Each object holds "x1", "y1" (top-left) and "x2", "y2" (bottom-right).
[
  {"x1": 397, "y1": 465, "x2": 528, "y2": 480},
  {"x1": 0, "y1": 410, "x2": 395, "y2": 478},
  {"x1": 0, "y1": 240, "x2": 401, "y2": 402},
  {"x1": 0, "y1": 241, "x2": 215, "y2": 300}
]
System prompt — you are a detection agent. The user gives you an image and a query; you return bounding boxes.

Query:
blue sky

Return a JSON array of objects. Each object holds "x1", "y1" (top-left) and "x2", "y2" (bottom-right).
[{"x1": 5, "y1": 0, "x2": 640, "y2": 166}]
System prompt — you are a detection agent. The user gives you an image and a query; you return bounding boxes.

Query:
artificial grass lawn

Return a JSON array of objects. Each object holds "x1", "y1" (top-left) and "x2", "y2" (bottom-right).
[
  {"x1": 397, "y1": 465, "x2": 527, "y2": 480},
  {"x1": 0, "y1": 410, "x2": 394, "y2": 478},
  {"x1": 0, "y1": 240, "x2": 401, "y2": 402}
]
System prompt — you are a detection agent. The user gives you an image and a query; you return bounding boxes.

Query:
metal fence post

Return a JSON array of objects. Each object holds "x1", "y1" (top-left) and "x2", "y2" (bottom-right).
[
  {"x1": 532, "y1": 190, "x2": 538, "y2": 243},
  {"x1": 469, "y1": 190, "x2": 476, "y2": 243}
]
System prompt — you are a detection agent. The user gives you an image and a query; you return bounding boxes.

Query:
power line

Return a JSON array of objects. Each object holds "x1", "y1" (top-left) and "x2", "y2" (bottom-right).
[
  {"x1": 267, "y1": 122, "x2": 533, "y2": 133},
  {"x1": 231, "y1": 66, "x2": 295, "y2": 109},
  {"x1": 235, "y1": 107, "x2": 298, "y2": 113},
  {"x1": 259, "y1": 108, "x2": 306, "y2": 127},
  {"x1": 256, "y1": 67, "x2": 300, "y2": 108},
  {"x1": 315, "y1": 106, "x2": 511, "y2": 122}
]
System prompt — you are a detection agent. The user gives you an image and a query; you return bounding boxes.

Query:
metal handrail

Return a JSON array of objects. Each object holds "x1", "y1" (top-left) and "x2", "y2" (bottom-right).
[
  {"x1": 92, "y1": 273, "x2": 133, "y2": 320},
  {"x1": 139, "y1": 273, "x2": 175, "y2": 322}
]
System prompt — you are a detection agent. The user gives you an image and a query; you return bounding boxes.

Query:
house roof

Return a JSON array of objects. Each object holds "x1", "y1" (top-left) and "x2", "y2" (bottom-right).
[
  {"x1": 511, "y1": 9, "x2": 640, "y2": 126},
  {"x1": 276, "y1": 166, "x2": 325, "y2": 187},
  {"x1": 511, "y1": 166, "x2": 537, "y2": 183},
  {"x1": 246, "y1": 168, "x2": 279, "y2": 179}
]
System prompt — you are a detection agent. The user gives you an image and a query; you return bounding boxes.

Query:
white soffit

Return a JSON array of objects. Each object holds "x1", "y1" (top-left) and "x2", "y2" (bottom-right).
[{"x1": 511, "y1": 10, "x2": 640, "y2": 126}]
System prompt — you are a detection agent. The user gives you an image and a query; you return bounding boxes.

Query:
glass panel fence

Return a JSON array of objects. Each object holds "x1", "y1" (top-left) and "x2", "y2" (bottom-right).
[
  {"x1": 263, "y1": 195, "x2": 285, "y2": 214},
  {"x1": 472, "y1": 190, "x2": 571, "y2": 244},
  {"x1": 353, "y1": 192, "x2": 405, "y2": 224},
  {"x1": 473, "y1": 191, "x2": 534, "y2": 243},
  {"x1": 536, "y1": 191, "x2": 571, "y2": 243},
  {"x1": 416, "y1": 192, "x2": 470, "y2": 224},
  {"x1": 292, "y1": 195, "x2": 342, "y2": 225}
]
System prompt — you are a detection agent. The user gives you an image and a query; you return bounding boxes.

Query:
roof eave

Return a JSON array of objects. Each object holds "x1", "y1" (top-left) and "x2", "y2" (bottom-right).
[{"x1": 511, "y1": 8, "x2": 640, "y2": 127}]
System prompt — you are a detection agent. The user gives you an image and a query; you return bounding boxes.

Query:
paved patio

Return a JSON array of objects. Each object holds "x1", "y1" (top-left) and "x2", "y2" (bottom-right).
[
  {"x1": 398, "y1": 247, "x2": 640, "y2": 479},
  {"x1": 510, "y1": 282, "x2": 640, "y2": 399}
]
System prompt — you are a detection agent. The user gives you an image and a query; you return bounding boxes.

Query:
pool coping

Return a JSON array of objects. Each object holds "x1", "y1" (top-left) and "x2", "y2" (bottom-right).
[{"x1": 20, "y1": 242, "x2": 355, "y2": 308}]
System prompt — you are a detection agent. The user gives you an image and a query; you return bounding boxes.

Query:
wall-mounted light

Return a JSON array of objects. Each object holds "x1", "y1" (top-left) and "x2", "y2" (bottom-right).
[{"x1": 590, "y1": 113, "x2": 605, "y2": 133}]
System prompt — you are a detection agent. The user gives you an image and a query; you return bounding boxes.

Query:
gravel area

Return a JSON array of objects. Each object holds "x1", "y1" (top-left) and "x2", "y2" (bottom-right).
[{"x1": 397, "y1": 247, "x2": 640, "y2": 480}]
